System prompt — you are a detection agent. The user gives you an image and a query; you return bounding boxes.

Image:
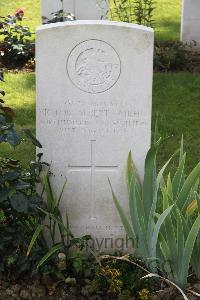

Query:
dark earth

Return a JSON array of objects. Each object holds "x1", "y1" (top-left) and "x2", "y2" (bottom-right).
[{"x1": 1, "y1": 275, "x2": 200, "y2": 300}]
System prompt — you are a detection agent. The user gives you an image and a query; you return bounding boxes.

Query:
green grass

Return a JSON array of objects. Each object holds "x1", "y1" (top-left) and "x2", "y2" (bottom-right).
[
  {"x1": 110, "y1": 0, "x2": 181, "y2": 41},
  {"x1": 0, "y1": 72, "x2": 199, "y2": 172},
  {"x1": 153, "y1": 73, "x2": 200, "y2": 173},
  {"x1": 154, "y1": 0, "x2": 181, "y2": 41},
  {"x1": 0, "y1": 0, "x2": 41, "y2": 34},
  {"x1": 0, "y1": 0, "x2": 181, "y2": 41},
  {"x1": 0, "y1": 73, "x2": 36, "y2": 168}
]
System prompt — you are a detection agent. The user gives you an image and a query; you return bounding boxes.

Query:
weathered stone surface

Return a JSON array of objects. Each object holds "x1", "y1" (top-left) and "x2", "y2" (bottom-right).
[
  {"x1": 41, "y1": 0, "x2": 62, "y2": 21},
  {"x1": 36, "y1": 20, "x2": 154, "y2": 252},
  {"x1": 41, "y1": 0, "x2": 108, "y2": 21},
  {"x1": 181, "y1": 0, "x2": 200, "y2": 48}
]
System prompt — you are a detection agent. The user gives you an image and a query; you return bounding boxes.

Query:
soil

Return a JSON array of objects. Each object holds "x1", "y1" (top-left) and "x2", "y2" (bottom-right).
[
  {"x1": 0, "y1": 275, "x2": 105, "y2": 300},
  {"x1": 188, "y1": 51, "x2": 200, "y2": 72},
  {"x1": 0, "y1": 275, "x2": 200, "y2": 300}
]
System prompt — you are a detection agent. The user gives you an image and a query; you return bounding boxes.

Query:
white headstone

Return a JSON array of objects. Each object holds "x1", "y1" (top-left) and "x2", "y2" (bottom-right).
[
  {"x1": 41, "y1": 0, "x2": 62, "y2": 21},
  {"x1": 41, "y1": 0, "x2": 108, "y2": 21},
  {"x1": 36, "y1": 21, "x2": 154, "y2": 252},
  {"x1": 181, "y1": 0, "x2": 200, "y2": 47}
]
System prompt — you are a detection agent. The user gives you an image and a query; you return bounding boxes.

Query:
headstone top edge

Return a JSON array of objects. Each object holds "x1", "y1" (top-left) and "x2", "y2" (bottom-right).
[{"x1": 36, "y1": 20, "x2": 154, "y2": 34}]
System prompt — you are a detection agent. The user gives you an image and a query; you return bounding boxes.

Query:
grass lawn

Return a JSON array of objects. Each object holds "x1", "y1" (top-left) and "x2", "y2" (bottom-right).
[
  {"x1": 0, "y1": 72, "x2": 199, "y2": 173},
  {"x1": 0, "y1": 0, "x2": 181, "y2": 41},
  {"x1": 154, "y1": 0, "x2": 181, "y2": 41},
  {"x1": 0, "y1": 0, "x2": 41, "y2": 34},
  {"x1": 153, "y1": 72, "x2": 200, "y2": 173},
  {"x1": 0, "y1": 73, "x2": 36, "y2": 168}
]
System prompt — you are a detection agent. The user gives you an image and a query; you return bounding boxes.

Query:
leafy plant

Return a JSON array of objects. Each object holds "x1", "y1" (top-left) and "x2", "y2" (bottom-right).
[
  {"x1": 0, "y1": 9, "x2": 34, "y2": 67},
  {"x1": 109, "y1": 0, "x2": 135, "y2": 23},
  {"x1": 0, "y1": 73, "x2": 45, "y2": 210},
  {"x1": 43, "y1": 10, "x2": 75, "y2": 24},
  {"x1": 134, "y1": 0, "x2": 155, "y2": 27},
  {"x1": 0, "y1": 148, "x2": 48, "y2": 279},
  {"x1": 158, "y1": 141, "x2": 200, "y2": 288},
  {"x1": 42, "y1": 0, "x2": 75, "y2": 24},
  {"x1": 154, "y1": 40, "x2": 194, "y2": 72},
  {"x1": 110, "y1": 139, "x2": 200, "y2": 289},
  {"x1": 0, "y1": 71, "x2": 94, "y2": 281},
  {"x1": 0, "y1": 73, "x2": 20, "y2": 147},
  {"x1": 0, "y1": 135, "x2": 49, "y2": 278},
  {"x1": 0, "y1": 71, "x2": 48, "y2": 279},
  {"x1": 109, "y1": 0, "x2": 155, "y2": 27},
  {"x1": 109, "y1": 139, "x2": 174, "y2": 271},
  {"x1": 28, "y1": 170, "x2": 92, "y2": 277},
  {"x1": 84, "y1": 256, "x2": 156, "y2": 298}
]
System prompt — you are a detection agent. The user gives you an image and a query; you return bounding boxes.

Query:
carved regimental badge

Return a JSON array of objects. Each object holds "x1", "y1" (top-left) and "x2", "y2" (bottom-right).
[{"x1": 67, "y1": 39, "x2": 121, "y2": 94}]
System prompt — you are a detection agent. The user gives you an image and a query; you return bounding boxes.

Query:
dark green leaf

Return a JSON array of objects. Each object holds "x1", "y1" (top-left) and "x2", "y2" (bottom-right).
[
  {"x1": 4, "y1": 170, "x2": 20, "y2": 181},
  {"x1": 0, "y1": 115, "x2": 6, "y2": 124},
  {"x1": 14, "y1": 182, "x2": 31, "y2": 190},
  {"x1": 0, "y1": 189, "x2": 9, "y2": 202},
  {"x1": 0, "y1": 72, "x2": 4, "y2": 82},
  {"x1": 6, "y1": 129, "x2": 20, "y2": 147},
  {"x1": 24, "y1": 129, "x2": 42, "y2": 148},
  {"x1": 10, "y1": 192, "x2": 28, "y2": 213}
]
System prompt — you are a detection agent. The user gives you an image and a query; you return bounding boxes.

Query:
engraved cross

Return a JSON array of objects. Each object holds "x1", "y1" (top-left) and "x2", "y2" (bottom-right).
[{"x1": 68, "y1": 140, "x2": 118, "y2": 220}]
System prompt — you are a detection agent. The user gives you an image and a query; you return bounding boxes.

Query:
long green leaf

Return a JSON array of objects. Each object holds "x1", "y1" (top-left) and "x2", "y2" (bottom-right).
[
  {"x1": 143, "y1": 139, "x2": 161, "y2": 221},
  {"x1": 161, "y1": 186, "x2": 177, "y2": 270},
  {"x1": 109, "y1": 179, "x2": 135, "y2": 243},
  {"x1": 177, "y1": 162, "x2": 200, "y2": 211},
  {"x1": 40, "y1": 171, "x2": 56, "y2": 211},
  {"x1": 126, "y1": 152, "x2": 144, "y2": 214},
  {"x1": 147, "y1": 155, "x2": 175, "y2": 244},
  {"x1": 27, "y1": 224, "x2": 45, "y2": 256},
  {"x1": 37, "y1": 244, "x2": 63, "y2": 268},
  {"x1": 126, "y1": 152, "x2": 144, "y2": 225},
  {"x1": 172, "y1": 153, "x2": 186, "y2": 199},
  {"x1": 191, "y1": 229, "x2": 200, "y2": 279},
  {"x1": 176, "y1": 207, "x2": 184, "y2": 272},
  {"x1": 159, "y1": 233, "x2": 170, "y2": 262},
  {"x1": 24, "y1": 129, "x2": 42, "y2": 148},
  {"x1": 128, "y1": 176, "x2": 148, "y2": 257},
  {"x1": 126, "y1": 151, "x2": 142, "y2": 193},
  {"x1": 179, "y1": 135, "x2": 184, "y2": 164},
  {"x1": 159, "y1": 232, "x2": 180, "y2": 283},
  {"x1": 57, "y1": 178, "x2": 67, "y2": 209},
  {"x1": 156, "y1": 155, "x2": 175, "y2": 193},
  {"x1": 37, "y1": 206, "x2": 73, "y2": 238},
  {"x1": 151, "y1": 205, "x2": 174, "y2": 259},
  {"x1": 180, "y1": 214, "x2": 200, "y2": 287}
]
